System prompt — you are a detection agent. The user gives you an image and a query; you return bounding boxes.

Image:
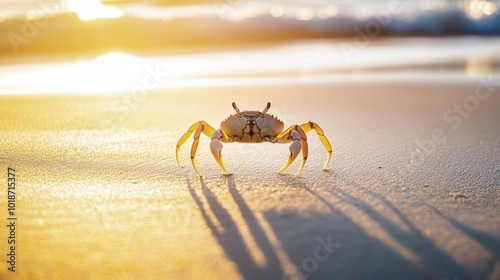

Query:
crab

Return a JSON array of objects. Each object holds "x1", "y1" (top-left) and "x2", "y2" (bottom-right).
[{"x1": 176, "y1": 102, "x2": 332, "y2": 176}]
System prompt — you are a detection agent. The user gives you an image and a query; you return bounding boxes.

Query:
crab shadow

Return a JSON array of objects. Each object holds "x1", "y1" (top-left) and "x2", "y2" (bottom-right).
[
  {"x1": 325, "y1": 190, "x2": 472, "y2": 279},
  {"x1": 187, "y1": 176, "x2": 284, "y2": 279},
  {"x1": 427, "y1": 205, "x2": 500, "y2": 260},
  {"x1": 186, "y1": 175, "x2": 491, "y2": 279}
]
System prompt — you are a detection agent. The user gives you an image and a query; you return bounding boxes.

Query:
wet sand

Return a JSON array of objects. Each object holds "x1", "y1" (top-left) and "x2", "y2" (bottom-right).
[{"x1": 0, "y1": 77, "x2": 499, "y2": 279}]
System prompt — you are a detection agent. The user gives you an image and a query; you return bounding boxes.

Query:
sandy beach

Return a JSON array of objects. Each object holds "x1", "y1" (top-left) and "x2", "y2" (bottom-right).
[
  {"x1": 0, "y1": 75, "x2": 499, "y2": 279},
  {"x1": 1, "y1": 0, "x2": 500, "y2": 278}
]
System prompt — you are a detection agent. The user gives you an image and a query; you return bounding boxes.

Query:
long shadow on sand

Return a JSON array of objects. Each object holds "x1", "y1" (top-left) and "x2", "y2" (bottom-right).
[
  {"x1": 275, "y1": 175, "x2": 488, "y2": 279},
  {"x1": 186, "y1": 177, "x2": 285, "y2": 280},
  {"x1": 332, "y1": 190, "x2": 472, "y2": 279},
  {"x1": 270, "y1": 176, "x2": 426, "y2": 280},
  {"x1": 187, "y1": 175, "x2": 489, "y2": 279},
  {"x1": 428, "y1": 205, "x2": 500, "y2": 261}
]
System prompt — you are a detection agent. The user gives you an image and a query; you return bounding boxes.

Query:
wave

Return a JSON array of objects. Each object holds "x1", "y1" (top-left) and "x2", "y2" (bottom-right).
[{"x1": 0, "y1": 0, "x2": 499, "y2": 56}]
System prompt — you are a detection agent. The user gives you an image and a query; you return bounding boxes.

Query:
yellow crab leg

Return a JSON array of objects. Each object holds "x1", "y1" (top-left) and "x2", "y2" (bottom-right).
[
  {"x1": 295, "y1": 125, "x2": 308, "y2": 175},
  {"x1": 210, "y1": 131, "x2": 231, "y2": 175},
  {"x1": 190, "y1": 125, "x2": 204, "y2": 176},
  {"x1": 300, "y1": 122, "x2": 332, "y2": 170},
  {"x1": 176, "y1": 121, "x2": 216, "y2": 167},
  {"x1": 278, "y1": 126, "x2": 308, "y2": 175},
  {"x1": 278, "y1": 141, "x2": 300, "y2": 174},
  {"x1": 276, "y1": 124, "x2": 296, "y2": 141}
]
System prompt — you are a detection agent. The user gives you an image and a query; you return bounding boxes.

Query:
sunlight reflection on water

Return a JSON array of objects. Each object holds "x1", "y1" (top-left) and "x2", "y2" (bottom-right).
[{"x1": 0, "y1": 37, "x2": 499, "y2": 95}]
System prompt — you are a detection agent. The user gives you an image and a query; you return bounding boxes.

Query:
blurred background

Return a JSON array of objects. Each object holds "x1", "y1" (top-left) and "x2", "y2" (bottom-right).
[
  {"x1": 0, "y1": 0, "x2": 499, "y2": 94},
  {"x1": 1, "y1": 0, "x2": 500, "y2": 55}
]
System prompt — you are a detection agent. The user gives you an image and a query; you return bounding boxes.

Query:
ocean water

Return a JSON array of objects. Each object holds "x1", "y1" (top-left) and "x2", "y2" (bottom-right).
[
  {"x1": 0, "y1": 1, "x2": 499, "y2": 95},
  {"x1": 1, "y1": 0, "x2": 500, "y2": 36},
  {"x1": 1, "y1": 37, "x2": 499, "y2": 95},
  {"x1": 206, "y1": 0, "x2": 500, "y2": 35}
]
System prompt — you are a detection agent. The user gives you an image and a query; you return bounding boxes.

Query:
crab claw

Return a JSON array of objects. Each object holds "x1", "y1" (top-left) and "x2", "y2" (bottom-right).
[
  {"x1": 278, "y1": 131, "x2": 302, "y2": 174},
  {"x1": 210, "y1": 130, "x2": 231, "y2": 175}
]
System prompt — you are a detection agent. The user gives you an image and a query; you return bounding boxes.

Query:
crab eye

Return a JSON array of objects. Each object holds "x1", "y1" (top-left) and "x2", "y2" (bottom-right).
[
  {"x1": 262, "y1": 102, "x2": 271, "y2": 114},
  {"x1": 232, "y1": 102, "x2": 241, "y2": 114}
]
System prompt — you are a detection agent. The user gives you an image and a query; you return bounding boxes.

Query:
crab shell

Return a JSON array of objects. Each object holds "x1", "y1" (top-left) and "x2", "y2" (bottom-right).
[{"x1": 220, "y1": 111, "x2": 285, "y2": 143}]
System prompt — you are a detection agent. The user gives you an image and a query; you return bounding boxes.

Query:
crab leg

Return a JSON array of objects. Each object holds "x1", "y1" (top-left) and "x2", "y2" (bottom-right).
[
  {"x1": 210, "y1": 129, "x2": 231, "y2": 175},
  {"x1": 278, "y1": 125, "x2": 309, "y2": 175},
  {"x1": 176, "y1": 121, "x2": 216, "y2": 167},
  {"x1": 296, "y1": 126, "x2": 309, "y2": 175},
  {"x1": 190, "y1": 125, "x2": 204, "y2": 176},
  {"x1": 300, "y1": 122, "x2": 332, "y2": 170}
]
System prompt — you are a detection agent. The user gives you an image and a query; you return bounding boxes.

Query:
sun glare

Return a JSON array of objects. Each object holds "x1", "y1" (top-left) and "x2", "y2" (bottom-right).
[
  {"x1": 467, "y1": 0, "x2": 498, "y2": 19},
  {"x1": 65, "y1": 0, "x2": 124, "y2": 21},
  {"x1": 41, "y1": 52, "x2": 146, "y2": 93},
  {"x1": 75, "y1": 52, "x2": 146, "y2": 92}
]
